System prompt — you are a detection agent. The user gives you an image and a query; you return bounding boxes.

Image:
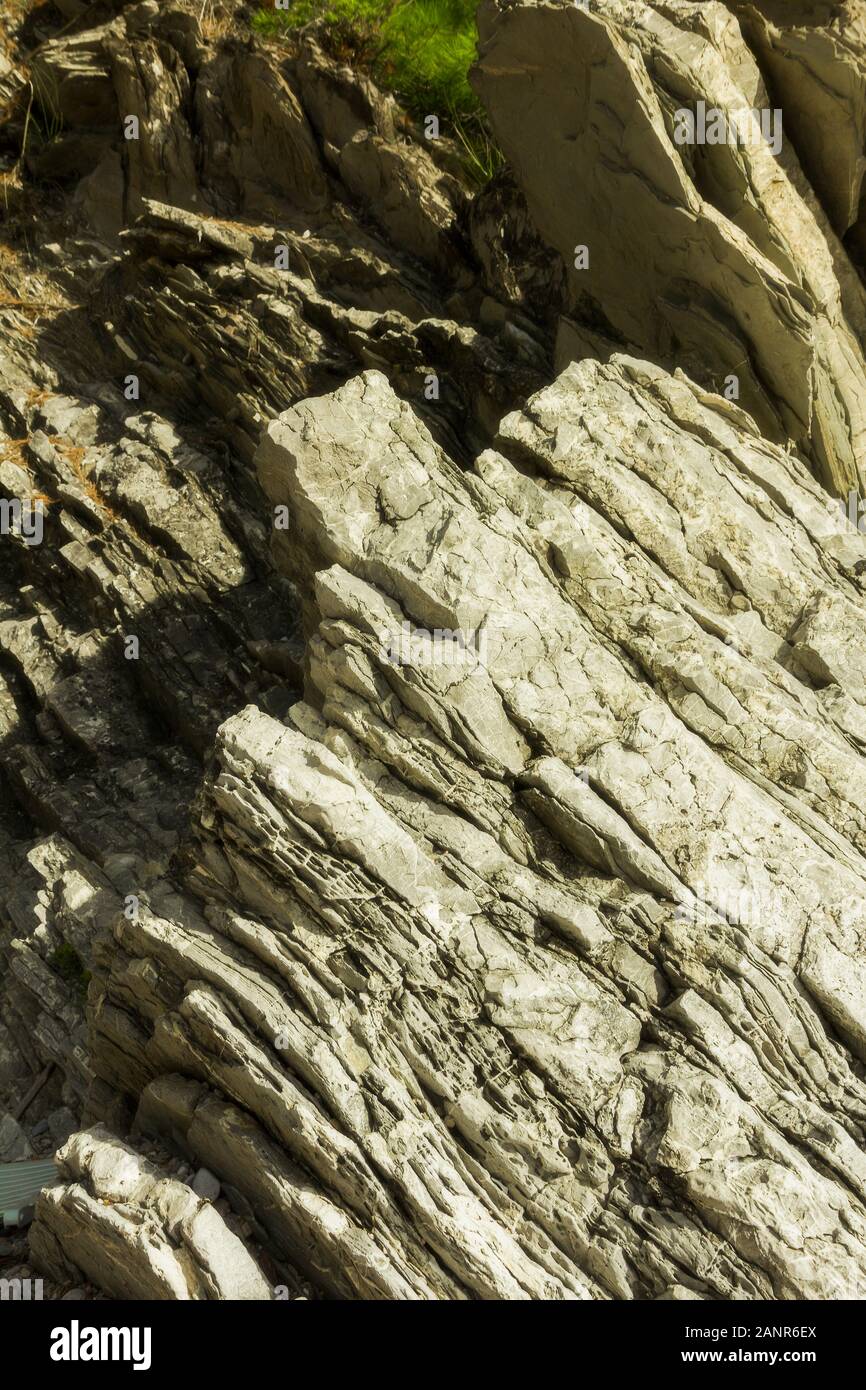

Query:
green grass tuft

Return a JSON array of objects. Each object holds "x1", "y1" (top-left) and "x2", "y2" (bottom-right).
[{"x1": 251, "y1": 0, "x2": 503, "y2": 184}]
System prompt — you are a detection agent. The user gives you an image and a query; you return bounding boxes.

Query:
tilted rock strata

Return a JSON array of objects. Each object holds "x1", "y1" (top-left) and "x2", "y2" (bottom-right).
[
  {"x1": 473, "y1": 0, "x2": 866, "y2": 496},
  {"x1": 732, "y1": 2, "x2": 866, "y2": 250},
  {"x1": 38, "y1": 363, "x2": 866, "y2": 1301},
  {"x1": 0, "y1": 0, "x2": 546, "y2": 1184},
  {"x1": 4, "y1": 0, "x2": 866, "y2": 1300},
  {"x1": 31, "y1": 1125, "x2": 273, "y2": 1299}
]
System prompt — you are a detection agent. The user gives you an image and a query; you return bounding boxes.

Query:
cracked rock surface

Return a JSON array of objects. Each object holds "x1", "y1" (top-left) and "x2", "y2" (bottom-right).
[
  {"x1": 2, "y1": 0, "x2": 866, "y2": 1301},
  {"x1": 475, "y1": 0, "x2": 866, "y2": 497},
  {"x1": 30, "y1": 1124, "x2": 274, "y2": 1299}
]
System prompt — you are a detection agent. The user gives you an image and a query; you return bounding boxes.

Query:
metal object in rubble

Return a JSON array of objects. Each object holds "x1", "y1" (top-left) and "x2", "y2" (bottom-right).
[{"x1": 0, "y1": 1159, "x2": 59, "y2": 1230}]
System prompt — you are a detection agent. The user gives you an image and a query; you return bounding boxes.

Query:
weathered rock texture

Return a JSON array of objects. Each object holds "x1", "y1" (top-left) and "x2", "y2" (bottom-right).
[
  {"x1": 31, "y1": 1125, "x2": 273, "y2": 1298},
  {"x1": 474, "y1": 0, "x2": 866, "y2": 496},
  {"x1": 2, "y1": 0, "x2": 866, "y2": 1300},
  {"x1": 732, "y1": 3, "x2": 866, "y2": 251}
]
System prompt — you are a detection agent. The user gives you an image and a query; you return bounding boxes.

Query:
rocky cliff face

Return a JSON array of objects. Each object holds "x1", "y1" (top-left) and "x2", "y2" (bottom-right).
[{"x1": 2, "y1": 0, "x2": 866, "y2": 1302}]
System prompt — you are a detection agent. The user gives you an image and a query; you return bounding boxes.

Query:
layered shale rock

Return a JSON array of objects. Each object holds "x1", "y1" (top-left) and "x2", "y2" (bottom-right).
[
  {"x1": 4, "y1": 0, "x2": 866, "y2": 1300},
  {"x1": 474, "y1": 0, "x2": 866, "y2": 496},
  {"x1": 731, "y1": 2, "x2": 866, "y2": 254},
  {"x1": 28, "y1": 361, "x2": 866, "y2": 1300},
  {"x1": 30, "y1": 1125, "x2": 274, "y2": 1299}
]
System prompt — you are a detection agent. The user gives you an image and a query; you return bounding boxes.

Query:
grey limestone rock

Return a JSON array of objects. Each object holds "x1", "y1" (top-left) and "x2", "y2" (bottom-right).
[
  {"x1": 5, "y1": 0, "x2": 866, "y2": 1304},
  {"x1": 29, "y1": 1126, "x2": 273, "y2": 1299},
  {"x1": 473, "y1": 0, "x2": 866, "y2": 497}
]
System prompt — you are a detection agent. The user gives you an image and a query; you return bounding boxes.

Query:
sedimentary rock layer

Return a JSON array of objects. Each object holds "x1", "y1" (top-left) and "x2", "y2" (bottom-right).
[
  {"x1": 32, "y1": 360, "x2": 866, "y2": 1300},
  {"x1": 3, "y1": 0, "x2": 866, "y2": 1301},
  {"x1": 474, "y1": 0, "x2": 866, "y2": 496}
]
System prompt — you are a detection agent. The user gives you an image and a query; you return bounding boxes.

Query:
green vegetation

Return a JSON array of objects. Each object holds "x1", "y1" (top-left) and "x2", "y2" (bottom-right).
[
  {"x1": 49, "y1": 942, "x2": 91, "y2": 1003},
  {"x1": 252, "y1": 0, "x2": 502, "y2": 184}
]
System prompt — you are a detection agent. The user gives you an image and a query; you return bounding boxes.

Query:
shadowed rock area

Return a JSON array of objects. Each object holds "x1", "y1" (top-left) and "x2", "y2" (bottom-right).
[{"x1": 2, "y1": 0, "x2": 866, "y2": 1301}]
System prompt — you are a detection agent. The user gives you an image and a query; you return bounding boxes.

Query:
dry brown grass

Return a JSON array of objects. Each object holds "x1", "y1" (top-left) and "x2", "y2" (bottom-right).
[
  {"x1": 201, "y1": 14, "x2": 232, "y2": 40},
  {"x1": 1, "y1": 437, "x2": 30, "y2": 469},
  {"x1": 0, "y1": 290, "x2": 60, "y2": 312},
  {"x1": 2, "y1": 434, "x2": 116, "y2": 518},
  {"x1": 0, "y1": 283, "x2": 61, "y2": 339},
  {"x1": 198, "y1": 2, "x2": 234, "y2": 42},
  {"x1": 55, "y1": 438, "x2": 121, "y2": 522},
  {"x1": 0, "y1": 242, "x2": 72, "y2": 338},
  {"x1": 0, "y1": 86, "x2": 25, "y2": 128},
  {"x1": 0, "y1": 167, "x2": 24, "y2": 213},
  {"x1": 1, "y1": 436, "x2": 54, "y2": 508}
]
